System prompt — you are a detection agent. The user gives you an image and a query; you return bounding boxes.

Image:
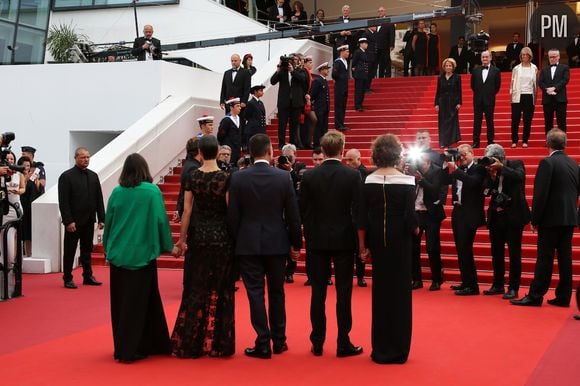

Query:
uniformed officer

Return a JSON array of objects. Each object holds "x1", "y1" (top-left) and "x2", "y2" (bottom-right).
[
  {"x1": 332, "y1": 44, "x2": 350, "y2": 131},
  {"x1": 196, "y1": 115, "x2": 214, "y2": 137},
  {"x1": 311, "y1": 62, "x2": 331, "y2": 147},
  {"x1": 352, "y1": 37, "x2": 369, "y2": 112},
  {"x1": 245, "y1": 84, "x2": 267, "y2": 140}
]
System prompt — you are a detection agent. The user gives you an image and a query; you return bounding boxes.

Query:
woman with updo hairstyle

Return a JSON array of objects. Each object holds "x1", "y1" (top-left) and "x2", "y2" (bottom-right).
[
  {"x1": 358, "y1": 134, "x2": 418, "y2": 364},
  {"x1": 435, "y1": 57, "x2": 462, "y2": 147},
  {"x1": 171, "y1": 134, "x2": 236, "y2": 358}
]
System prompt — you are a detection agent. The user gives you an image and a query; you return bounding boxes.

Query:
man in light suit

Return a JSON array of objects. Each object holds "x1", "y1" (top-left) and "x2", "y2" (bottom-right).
[
  {"x1": 470, "y1": 50, "x2": 501, "y2": 148},
  {"x1": 228, "y1": 133, "x2": 302, "y2": 359},
  {"x1": 220, "y1": 54, "x2": 251, "y2": 113},
  {"x1": 511, "y1": 129, "x2": 579, "y2": 307},
  {"x1": 538, "y1": 48, "x2": 570, "y2": 132},
  {"x1": 132, "y1": 25, "x2": 161, "y2": 61},
  {"x1": 300, "y1": 131, "x2": 363, "y2": 358}
]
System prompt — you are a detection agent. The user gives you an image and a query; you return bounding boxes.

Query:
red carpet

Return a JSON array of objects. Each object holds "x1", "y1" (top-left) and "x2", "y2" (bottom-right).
[{"x1": 1, "y1": 266, "x2": 578, "y2": 386}]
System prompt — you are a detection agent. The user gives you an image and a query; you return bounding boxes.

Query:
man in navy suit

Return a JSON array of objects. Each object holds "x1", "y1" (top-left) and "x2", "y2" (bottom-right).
[
  {"x1": 511, "y1": 129, "x2": 579, "y2": 307},
  {"x1": 538, "y1": 48, "x2": 570, "y2": 132},
  {"x1": 132, "y1": 25, "x2": 161, "y2": 61},
  {"x1": 228, "y1": 133, "x2": 302, "y2": 359},
  {"x1": 300, "y1": 131, "x2": 363, "y2": 358},
  {"x1": 470, "y1": 50, "x2": 501, "y2": 148},
  {"x1": 332, "y1": 44, "x2": 350, "y2": 131}
]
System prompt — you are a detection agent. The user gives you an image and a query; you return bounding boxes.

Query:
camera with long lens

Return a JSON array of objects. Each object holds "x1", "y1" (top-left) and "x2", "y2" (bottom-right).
[
  {"x1": 0, "y1": 132, "x2": 26, "y2": 175},
  {"x1": 440, "y1": 148, "x2": 459, "y2": 163},
  {"x1": 486, "y1": 188, "x2": 512, "y2": 210},
  {"x1": 478, "y1": 156, "x2": 496, "y2": 167},
  {"x1": 279, "y1": 55, "x2": 293, "y2": 70},
  {"x1": 276, "y1": 155, "x2": 290, "y2": 169}
]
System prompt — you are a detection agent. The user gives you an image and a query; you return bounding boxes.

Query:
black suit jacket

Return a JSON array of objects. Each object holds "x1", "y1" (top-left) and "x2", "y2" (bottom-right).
[
  {"x1": 531, "y1": 151, "x2": 579, "y2": 227},
  {"x1": 176, "y1": 158, "x2": 202, "y2": 216},
  {"x1": 299, "y1": 159, "x2": 362, "y2": 251},
  {"x1": 290, "y1": 67, "x2": 308, "y2": 108},
  {"x1": 538, "y1": 64, "x2": 570, "y2": 104},
  {"x1": 470, "y1": 65, "x2": 501, "y2": 107},
  {"x1": 417, "y1": 164, "x2": 446, "y2": 222},
  {"x1": 375, "y1": 22, "x2": 395, "y2": 50},
  {"x1": 310, "y1": 74, "x2": 329, "y2": 113},
  {"x1": 448, "y1": 45, "x2": 468, "y2": 73},
  {"x1": 351, "y1": 48, "x2": 369, "y2": 80},
  {"x1": 331, "y1": 16, "x2": 356, "y2": 52},
  {"x1": 268, "y1": 3, "x2": 292, "y2": 24},
  {"x1": 270, "y1": 69, "x2": 291, "y2": 109},
  {"x1": 220, "y1": 67, "x2": 251, "y2": 105},
  {"x1": 484, "y1": 159, "x2": 530, "y2": 227},
  {"x1": 228, "y1": 162, "x2": 302, "y2": 255},
  {"x1": 448, "y1": 162, "x2": 486, "y2": 229},
  {"x1": 58, "y1": 166, "x2": 105, "y2": 227},
  {"x1": 505, "y1": 42, "x2": 524, "y2": 68},
  {"x1": 244, "y1": 97, "x2": 266, "y2": 136},
  {"x1": 332, "y1": 58, "x2": 349, "y2": 96},
  {"x1": 132, "y1": 37, "x2": 162, "y2": 61}
]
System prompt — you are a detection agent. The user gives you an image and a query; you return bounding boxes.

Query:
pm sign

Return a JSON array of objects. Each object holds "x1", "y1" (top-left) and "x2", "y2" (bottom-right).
[{"x1": 531, "y1": 4, "x2": 578, "y2": 50}]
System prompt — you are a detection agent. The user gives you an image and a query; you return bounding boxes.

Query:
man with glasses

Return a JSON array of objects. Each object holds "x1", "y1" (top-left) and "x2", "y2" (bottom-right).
[
  {"x1": 538, "y1": 49, "x2": 569, "y2": 132},
  {"x1": 445, "y1": 144, "x2": 486, "y2": 295}
]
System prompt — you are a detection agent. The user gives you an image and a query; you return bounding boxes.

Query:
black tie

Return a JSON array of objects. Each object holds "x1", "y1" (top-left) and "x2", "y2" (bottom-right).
[
  {"x1": 482, "y1": 66, "x2": 489, "y2": 70},
  {"x1": 550, "y1": 64, "x2": 557, "y2": 67}
]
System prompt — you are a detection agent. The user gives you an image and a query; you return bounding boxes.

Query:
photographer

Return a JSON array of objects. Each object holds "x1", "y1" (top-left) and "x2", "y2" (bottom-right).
[
  {"x1": 271, "y1": 54, "x2": 305, "y2": 149},
  {"x1": 132, "y1": 25, "x2": 161, "y2": 61},
  {"x1": 407, "y1": 152, "x2": 446, "y2": 291},
  {"x1": 481, "y1": 144, "x2": 530, "y2": 300}
]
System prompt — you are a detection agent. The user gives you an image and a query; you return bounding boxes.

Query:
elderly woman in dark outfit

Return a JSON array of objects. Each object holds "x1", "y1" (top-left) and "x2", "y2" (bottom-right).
[
  {"x1": 435, "y1": 57, "x2": 462, "y2": 147},
  {"x1": 358, "y1": 134, "x2": 418, "y2": 364}
]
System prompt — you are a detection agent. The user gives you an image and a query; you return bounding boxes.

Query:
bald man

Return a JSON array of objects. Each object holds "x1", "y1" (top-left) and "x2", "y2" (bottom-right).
[
  {"x1": 220, "y1": 54, "x2": 251, "y2": 113},
  {"x1": 132, "y1": 25, "x2": 162, "y2": 61}
]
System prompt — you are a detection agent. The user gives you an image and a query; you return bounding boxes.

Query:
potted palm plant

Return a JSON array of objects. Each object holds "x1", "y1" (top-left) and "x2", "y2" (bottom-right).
[{"x1": 46, "y1": 23, "x2": 89, "y2": 63}]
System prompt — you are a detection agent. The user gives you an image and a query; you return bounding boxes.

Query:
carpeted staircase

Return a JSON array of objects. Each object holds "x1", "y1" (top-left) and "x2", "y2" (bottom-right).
[{"x1": 94, "y1": 70, "x2": 580, "y2": 288}]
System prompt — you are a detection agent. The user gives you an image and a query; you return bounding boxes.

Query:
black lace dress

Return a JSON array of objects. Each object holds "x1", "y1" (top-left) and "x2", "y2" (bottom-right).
[{"x1": 171, "y1": 169, "x2": 235, "y2": 358}]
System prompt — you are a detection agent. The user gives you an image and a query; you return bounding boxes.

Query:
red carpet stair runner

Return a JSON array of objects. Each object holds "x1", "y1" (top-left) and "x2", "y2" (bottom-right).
[{"x1": 94, "y1": 70, "x2": 580, "y2": 288}]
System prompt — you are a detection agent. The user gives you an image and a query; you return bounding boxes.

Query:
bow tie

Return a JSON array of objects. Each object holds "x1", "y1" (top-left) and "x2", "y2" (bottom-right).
[
  {"x1": 482, "y1": 66, "x2": 489, "y2": 70},
  {"x1": 550, "y1": 64, "x2": 558, "y2": 67},
  {"x1": 232, "y1": 68, "x2": 238, "y2": 72}
]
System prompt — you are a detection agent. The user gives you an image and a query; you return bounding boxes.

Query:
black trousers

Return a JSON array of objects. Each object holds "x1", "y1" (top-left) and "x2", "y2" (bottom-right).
[
  {"x1": 529, "y1": 226, "x2": 574, "y2": 303},
  {"x1": 412, "y1": 212, "x2": 443, "y2": 284},
  {"x1": 110, "y1": 261, "x2": 171, "y2": 361},
  {"x1": 277, "y1": 107, "x2": 290, "y2": 147},
  {"x1": 309, "y1": 249, "x2": 354, "y2": 347},
  {"x1": 354, "y1": 78, "x2": 366, "y2": 110},
  {"x1": 488, "y1": 212, "x2": 524, "y2": 291},
  {"x1": 62, "y1": 222, "x2": 95, "y2": 282},
  {"x1": 376, "y1": 49, "x2": 392, "y2": 78},
  {"x1": 473, "y1": 102, "x2": 495, "y2": 146},
  {"x1": 239, "y1": 254, "x2": 287, "y2": 348},
  {"x1": 451, "y1": 207, "x2": 479, "y2": 289},
  {"x1": 542, "y1": 101, "x2": 567, "y2": 132},
  {"x1": 367, "y1": 60, "x2": 377, "y2": 90},
  {"x1": 313, "y1": 109, "x2": 328, "y2": 147},
  {"x1": 511, "y1": 94, "x2": 535, "y2": 144},
  {"x1": 334, "y1": 90, "x2": 348, "y2": 129}
]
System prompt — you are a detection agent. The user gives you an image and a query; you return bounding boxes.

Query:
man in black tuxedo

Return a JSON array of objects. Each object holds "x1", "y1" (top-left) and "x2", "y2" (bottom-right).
[
  {"x1": 481, "y1": 144, "x2": 530, "y2": 300},
  {"x1": 333, "y1": 45, "x2": 350, "y2": 131},
  {"x1": 505, "y1": 32, "x2": 524, "y2": 71},
  {"x1": 245, "y1": 85, "x2": 267, "y2": 140},
  {"x1": 470, "y1": 50, "x2": 501, "y2": 148},
  {"x1": 300, "y1": 131, "x2": 364, "y2": 358},
  {"x1": 228, "y1": 133, "x2": 302, "y2": 359},
  {"x1": 331, "y1": 4, "x2": 355, "y2": 60},
  {"x1": 449, "y1": 36, "x2": 468, "y2": 74},
  {"x1": 310, "y1": 62, "x2": 331, "y2": 147},
  {"x1": 288, "y1": 54, "x2": 308, "y2": 148},
  {"x1": 410, "y1": 153, "x2": 446, "y2": 291},
  {"x1": 512, "y1": 129, "x2": 579, "y2": 307},
  {"x1": 268, "y1": 0, "x2": 291, "y2": 30},
  {"x1": 446, "y1": 144, "x2": 486, "y2": 295},
  {"x1": 220, "y1": 54, "x2": 251, "y2": 113},
  {"x1": 132, "y1": 25, "x2": 161, "y2": 61},
  {"x1": 58, "y1": 147, "x2": 105, "y2": 289},
  {"x1": 566, "y1": 33, "x2": 580, "y2": 68},
  {"x1": 538, "y1": 49, "x2": 570, "y2": 133},
  {"x1": 375, "y1": 6, "x2": 395, "y2": 78}
]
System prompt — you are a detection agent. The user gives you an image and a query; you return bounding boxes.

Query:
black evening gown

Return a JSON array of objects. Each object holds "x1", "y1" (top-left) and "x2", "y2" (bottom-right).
[
  {"x1": 413, "y1": 31, "x2": 428, "y2": 66},
  {"x1": 171, "y1": 170, "x2": 235, "y2": 358},
  {"x1": 435, "y1": 72, "x2": 462, "y2": 147},
  {"x1": 359, "y1": 174, "x2": 417, "y2": 364}
]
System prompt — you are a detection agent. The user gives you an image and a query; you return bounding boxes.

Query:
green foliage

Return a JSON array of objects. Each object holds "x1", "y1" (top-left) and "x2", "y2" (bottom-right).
[{"x1": 46, "y1": 23, "x2": 88, "y2": 63}]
